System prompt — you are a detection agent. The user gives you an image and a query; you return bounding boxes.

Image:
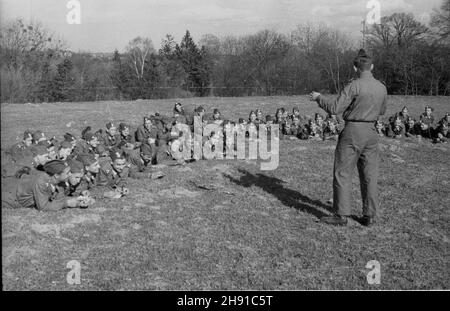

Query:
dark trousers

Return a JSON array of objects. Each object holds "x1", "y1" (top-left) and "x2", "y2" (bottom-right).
[{"x1": 333, "y1": 122, "x2": 379, "y2": 217}]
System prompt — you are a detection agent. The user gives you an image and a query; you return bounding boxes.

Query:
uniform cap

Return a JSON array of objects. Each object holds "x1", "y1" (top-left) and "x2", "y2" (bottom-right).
[
  {"x1": 59, "y1": 140, "x2": 73, "y2": 149},
  {"x1": 119, "y1": 123, "x2": 129, "y2": 131},
  {"x1": 64, "y1": 133, "x2": 76, "y2": 142},
  {"x1": 32, "y1": 130, "x2": 46, "y2": 142},
  {"x1": 43, "y1": 159, "x2": 68, "y2": 175},
  {"x1": 110, "y1": 149, "x2": 126, "y2": 162},
  {"x1": 31, "y1": 145, "x2": 49, "y2": 156},
  {"x1": 195, "y1": 106, "x2": 205, "y2": 113},
  {"x1": 76, "y1": 153, "x2": 97, "y2": 166},
  {"x1": 67, "y1": 159, "x2": 84, "y2": 174},
  {"x1": 23, "y1": 130, "x2": 33, "y2": 140}
]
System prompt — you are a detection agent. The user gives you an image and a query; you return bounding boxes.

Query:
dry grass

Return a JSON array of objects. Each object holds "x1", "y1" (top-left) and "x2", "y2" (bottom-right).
[{"x1": 1, "y1": 95, "x2": 449, "y2": 290}]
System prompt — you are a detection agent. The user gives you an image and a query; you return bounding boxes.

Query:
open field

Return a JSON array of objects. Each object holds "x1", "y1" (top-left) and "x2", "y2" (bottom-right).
[{"x1": 1, "y1": 95, "x2": 449, "y2": 290}]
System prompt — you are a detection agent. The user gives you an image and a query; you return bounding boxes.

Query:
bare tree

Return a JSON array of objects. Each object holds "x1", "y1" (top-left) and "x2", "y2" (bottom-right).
[
  {"x1": 430, "y1": 0, "x2": 450, "y2": 44},
  {"x1": 125, "y1": 37, "x2": 154, "y2": 80}
]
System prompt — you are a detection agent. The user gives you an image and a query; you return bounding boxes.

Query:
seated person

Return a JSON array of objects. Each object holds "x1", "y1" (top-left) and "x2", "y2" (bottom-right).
[
  {"x1": 286, "y1": 115, "x2": 304, "y2": 138},
  {"x1": 395, "y1": 106, "x2": 409, "y2": 125},
  {"x1": 173, "y1": 102, "x2": 186, "y2": 116},
  {"x1": 255, "y1": 109, "x2": 265, "y2": 124},
  {"x1": 327, "y1": 114, "x2": 345, "y2": 132},
  {"x1": 323, "y1": 119, "x2": 340, "y2": 141},
  {"x1": 305, "y1": 119, "x2": 322, "y2": 141},
  {"x1": 73, "y1": 129, "x2": 106, "y2": 158},
  {"x1": 202, "y1": 131, "x2": 223, "y2": 160},
  {"x1": 208, "y1": 108, "x2": 223, "y2": 126},
  {"x1": 418, "y1": 120, "x2": 434, "y2": 139},
  {"x1": 433, "y1": 120, "x2": 449, "y2": 143},
  {"x1": 387, "y1": 116, "x2": 406, "y2": 139},
  {"x1": 63, "y1": 133, "x2": 78, "y2": 148},
  {"x1": 274, "y1": 108, "x2": 288, "y2": 137},
  {"x1": 9, "y1": 130, "x2": 34, "y2": 160},
  {"x1": 405, "y1": 118, "x2": 421, "y2": 137},
  {"x1": 439, "y1": 113, "x2": 449, "y2": 127},
  {"x1": 314, "y1": 113, "x2": 325, "y2": 131},
  {"x1": 99, "y1": 122, "x2": 121, "y2": 149},
  {"x1": 420, "y1": 106, "x2": 435, "y2": 129},
  {"x1": 248, "y1": 110, "x2": 259, "y2": 128},
  {"x1": 375, "y1": 120, "x2": 387, "y2": 137},
  {"x1": 57, "y1": 141, "x2": 74, "y2": 161},
  {"x1": 32, "y1": 130, "x2": 49, "y2": 145}
]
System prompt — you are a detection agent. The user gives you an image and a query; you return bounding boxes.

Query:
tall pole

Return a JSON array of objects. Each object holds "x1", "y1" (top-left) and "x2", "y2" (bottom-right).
[{"x1": 361, "y1": 19, "x2": 366, "y2": 49}]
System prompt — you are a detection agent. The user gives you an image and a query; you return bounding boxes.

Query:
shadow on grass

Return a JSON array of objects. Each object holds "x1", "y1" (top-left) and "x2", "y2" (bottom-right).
[{"x1": 224, "y1": 168, "x2": 334, "y2": 219}]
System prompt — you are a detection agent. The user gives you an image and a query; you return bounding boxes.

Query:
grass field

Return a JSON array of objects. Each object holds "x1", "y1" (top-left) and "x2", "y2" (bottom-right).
[{"x1": 1, "y1": 95, "x2": 449, "y2": 290}]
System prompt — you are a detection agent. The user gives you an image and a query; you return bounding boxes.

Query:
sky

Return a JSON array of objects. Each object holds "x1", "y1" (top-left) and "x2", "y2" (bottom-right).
[{"x1": 0, "y1": 0, "x2": 443, "y2": 53}]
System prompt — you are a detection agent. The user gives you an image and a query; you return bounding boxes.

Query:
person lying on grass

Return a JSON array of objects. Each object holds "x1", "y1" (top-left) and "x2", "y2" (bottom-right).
[
  {"x1": 94, "y1": 149, "x2": 164, "y2": 199},
  {"x1": 12, "y1": 159, "x2": 90, "y2": 211},
  {"x1": 56, "y1": 159, "x2": 95, "y2": 206}
]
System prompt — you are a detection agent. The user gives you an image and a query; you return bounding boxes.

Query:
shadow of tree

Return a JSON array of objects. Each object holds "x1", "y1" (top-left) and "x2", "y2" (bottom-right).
[{"x1": 224, "y1": 168, "x2": 334, "y2": 219}]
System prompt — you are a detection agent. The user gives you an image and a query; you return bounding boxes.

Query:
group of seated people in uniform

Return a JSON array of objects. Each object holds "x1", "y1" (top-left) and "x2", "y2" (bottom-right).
[
  {"x1": 375, "y1": 106, "x2": 449, "y2": 143},
  {"x1": 2, "y1": 102, "x2": 448, "y2": 212}
]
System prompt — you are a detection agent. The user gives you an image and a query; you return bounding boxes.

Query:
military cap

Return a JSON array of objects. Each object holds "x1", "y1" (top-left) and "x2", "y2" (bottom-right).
[
  {"x1": 84, "y1": 132, "x2": 98, "y2": 142},
  {"x1": 76, "y1": 153, "x2": 97, "y2": 166},
  {"x1": 64, "y1": 133, "x2": 76, "y2": 142},
  {"x1": 353, "y1": 49, "x2": 372, "y2": 69},
  {"x1": 43, "y1": 159, "x2": 68, "y2": 175},
  {"x1": 195, "y1": 106, "x2": 205, "y2": 113},
  {"x1": 67, "y1": 159, "x2": 84, "y2": 174},
  {"x1": 32, "y1": 130, "x2": 46, "y2": 142},
  {"x1": 213, "y1": 108, "x2": 220, "y2": 114},
  {"x1": 23, "y1": 130, "x2": 33, "y2": 140},
  {"x1": 110, "y1": 149, "x2": 126, "y2": 162},
  {"x1": 59, "y1": 140, "x2": 73, "y2": 150},
  {"x1": 106, "y1": 122, "x2": 115, "y2": 129},
  {"x1": 96, "y1": 144, "x2": 108, "y2": 156},
  {"x1": 119, "y1": 123, "x2": 130, "y2": 131},
  {"x1": 31, "y1": 145, "x2": 49, "y2": 156}
]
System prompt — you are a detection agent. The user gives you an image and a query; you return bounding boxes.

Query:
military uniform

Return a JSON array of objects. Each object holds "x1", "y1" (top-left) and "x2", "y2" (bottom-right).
[
  {"x1": 316, "y1": 71, "x2": 387, "y2": 218},
  {"x1": 387, "y1": 123, "x2": 405, "y2": 138},
  {"x1": 405, "y1": 123, "x2": 421, "y2": 137},
  {"x1": 99, "y1": 132, "x2": 121, "y2": 149},
  {"x1": 11, "y1": 171, "x2": 69, "y2": 211},
  {"x1": 72, "y1": 140, "x2": 107, "y2": 158},
  {"x1": 135, "y1": 125, "x2": 158, "y2": 164},
  {"x1": 323, "y1": 125, "x2": 340, "y2": 141},
  {"x1": 96, "y1": 160, "x2": 151, "y2": 189}
]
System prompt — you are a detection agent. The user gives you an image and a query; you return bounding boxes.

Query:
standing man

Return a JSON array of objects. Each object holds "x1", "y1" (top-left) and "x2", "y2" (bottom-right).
[{"x1": 310, "y1": 49, "x2": 387, "y2": 227}]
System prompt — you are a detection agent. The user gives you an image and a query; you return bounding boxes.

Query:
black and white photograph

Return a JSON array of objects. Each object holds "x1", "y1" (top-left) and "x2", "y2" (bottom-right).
[{"x1": 1, "y1": 0, "x2": 449, "y2": 294}]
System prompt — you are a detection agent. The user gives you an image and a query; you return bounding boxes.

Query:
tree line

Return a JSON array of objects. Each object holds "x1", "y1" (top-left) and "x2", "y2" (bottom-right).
[{"x1": 1, "y1": 0, "x2": 449, "y2": 103}]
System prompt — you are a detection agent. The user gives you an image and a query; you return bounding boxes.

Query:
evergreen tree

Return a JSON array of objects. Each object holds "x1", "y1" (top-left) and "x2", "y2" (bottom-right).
[{"x1": 176, "y1": 30, "x2": 210, "y2": 96}]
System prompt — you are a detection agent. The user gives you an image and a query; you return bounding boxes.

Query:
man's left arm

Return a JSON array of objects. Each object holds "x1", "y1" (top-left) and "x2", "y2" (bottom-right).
[{"x1": 315, "y1": 82, "x2": 356, "y2": 115}]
